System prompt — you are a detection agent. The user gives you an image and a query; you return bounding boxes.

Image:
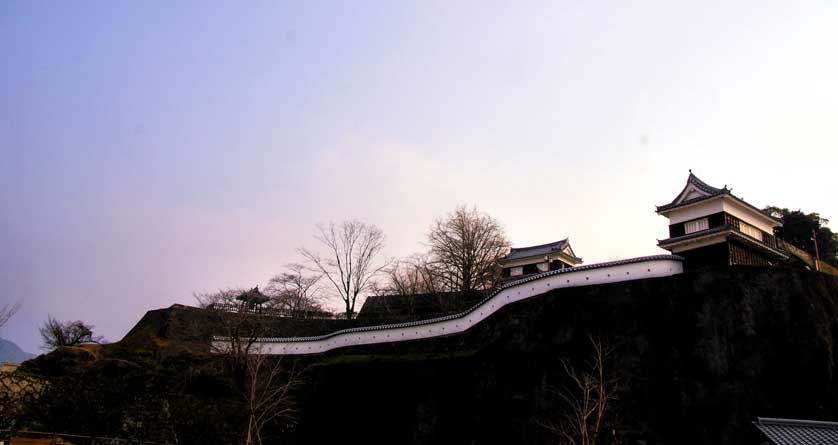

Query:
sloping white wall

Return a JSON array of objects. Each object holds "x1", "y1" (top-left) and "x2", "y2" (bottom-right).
[{"x1": 214, "y1": 256, "x2": 684, "y2": 356}]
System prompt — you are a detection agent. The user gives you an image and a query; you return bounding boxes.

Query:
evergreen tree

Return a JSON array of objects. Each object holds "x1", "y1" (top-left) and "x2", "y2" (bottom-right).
[{"x1": 765, "y1": 206, "x2": 838, "y2": 267}]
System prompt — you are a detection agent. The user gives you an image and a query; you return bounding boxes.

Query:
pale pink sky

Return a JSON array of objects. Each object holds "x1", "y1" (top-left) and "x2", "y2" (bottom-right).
[{"x1": 1, "y1": 1, "x2": 836, "y2": 352}]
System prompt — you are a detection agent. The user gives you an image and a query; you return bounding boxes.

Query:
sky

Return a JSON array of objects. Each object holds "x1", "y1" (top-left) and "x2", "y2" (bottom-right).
[{"x1": 1, "y1": 1, "x2": 836, "y2": 353}]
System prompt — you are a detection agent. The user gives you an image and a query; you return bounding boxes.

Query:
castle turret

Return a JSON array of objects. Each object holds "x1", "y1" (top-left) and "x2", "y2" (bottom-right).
[
  {"x1": 656, "y1": 172, "x2": 787, "y2": 270},
  {"x1": 498, "y1": 238, "x2": 582, "y2": 280}
]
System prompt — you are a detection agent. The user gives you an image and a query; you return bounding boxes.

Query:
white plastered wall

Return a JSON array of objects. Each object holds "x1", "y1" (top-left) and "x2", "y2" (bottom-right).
[
  {"x1": 217, "y1": 257, "x2": 684, "y2": 356},
  {"x1": 665, "y1": 197, "x2": 778, "y2": 234},
  {"x1": 666, "y1": 199, "x2": 725, "y2": 224},
  {"x1": 721, "y1": 200, "x2": 778, "y2": 233}
]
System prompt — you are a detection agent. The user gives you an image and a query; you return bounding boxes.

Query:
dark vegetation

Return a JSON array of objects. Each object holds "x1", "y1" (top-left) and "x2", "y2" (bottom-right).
[
  {"x1": 766, "y1": 206, "x2": 838, "y2": 267},
  {"x1": 2, "y1": 308, "x2": 302, "y2": 444},
  {"x1": 38, "y1": 317, "x2": 103, "y2": 350},
  {"x1": 2, "y1": 267, "x2": 837, "y2": 444}
]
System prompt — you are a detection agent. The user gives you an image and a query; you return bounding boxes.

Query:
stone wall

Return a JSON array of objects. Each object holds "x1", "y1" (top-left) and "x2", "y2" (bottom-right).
[{"x1": 288, "y1": 267, "x2": 838, "y2": 445}]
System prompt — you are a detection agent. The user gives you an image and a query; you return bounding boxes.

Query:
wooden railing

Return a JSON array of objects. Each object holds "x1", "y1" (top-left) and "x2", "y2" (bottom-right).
[
  {"x1": 206, "y1": 303, "x2": 333, "y2": 319},
  {"x1": 724, "y1": 213, "x2": 784, "y2": 251}
]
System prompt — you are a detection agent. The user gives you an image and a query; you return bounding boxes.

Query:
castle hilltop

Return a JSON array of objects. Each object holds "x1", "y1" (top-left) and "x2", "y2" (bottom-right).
[{"x1": 208, "y1": 170, "x2": 832, "y2": 356}]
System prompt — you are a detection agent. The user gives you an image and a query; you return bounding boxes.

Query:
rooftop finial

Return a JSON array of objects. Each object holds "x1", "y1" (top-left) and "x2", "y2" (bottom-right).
[{"x1": 689, "y1": 168, "x2": 692, "y2": 174}]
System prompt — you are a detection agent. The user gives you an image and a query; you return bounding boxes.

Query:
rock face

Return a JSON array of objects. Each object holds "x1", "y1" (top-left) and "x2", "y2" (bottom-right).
[{"x1": 289, "y1": 267, "x2": 838, "y2": 445}]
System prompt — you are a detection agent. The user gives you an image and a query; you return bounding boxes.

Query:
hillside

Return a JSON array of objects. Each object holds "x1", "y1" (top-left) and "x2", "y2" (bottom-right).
[
  {"x1": 0, "y1": 337, "x2": 35, "y2": 364},
  {"x1": 13, "y1": 266, "x2": 838, "y2": 444}
]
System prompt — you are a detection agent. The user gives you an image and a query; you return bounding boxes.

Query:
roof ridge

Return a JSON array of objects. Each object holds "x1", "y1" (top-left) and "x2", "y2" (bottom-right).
[
  {"x1": 756, "y1": 417, "x2": 838, "y2": 428},
  {"x1": 657, "y1": 171, "x2": 744, "y2": 213},
  {"x1": 509, "y1": 238, "x2": 569, "y2": 251},
  {"x1": 687, "y1": 171, "x2": 725, "y2": 194}
]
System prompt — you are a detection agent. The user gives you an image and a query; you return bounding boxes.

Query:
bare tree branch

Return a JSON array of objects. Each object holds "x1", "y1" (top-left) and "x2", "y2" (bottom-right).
[
  {"x1": 0, "y1": 300, "x2": 21, "y2": 331},
  {"x1": 539, "y1": 336, "x2": 621, "y2": 445},
  {"x1": 384, "y1": 254, "x2": 442, "y2": 296},
  {"x1": 242, "y1": 344, "x2": 302, "y2": 445},
  {"x1": 208, "y1": 302, "x2": 302, "y2": 445},
  {"x1": 264, "y1": 264, "x2": 325, "y2": 318},
  {"x1": 299, "y1": 220, "x2": 389, "y2": 319},
  {"x1": 38, "y1": 317, "x2": 104, "y2": 350},
  {"x1": 193, "y1": 288, "x2": 245, "y2": 309},
  {"x1": 427, "y1": 205, "x2": 510, "y2": 293}
]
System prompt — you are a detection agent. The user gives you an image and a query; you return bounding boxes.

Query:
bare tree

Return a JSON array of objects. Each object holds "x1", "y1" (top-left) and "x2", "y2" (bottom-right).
[
  {"x1": 539, "y1": 336, "x2": 621, "y2": 445},
  {"x1": 241, "y1": 344, "x2": 301, "y2": 445},
  {"x1": 264, "y1": 264, "x2": 325, "y2": 318},
  {"x1": 299, "y1": 220, "x2": 389, "y2": 319},
  {"x1": 38, "y1": 317, "x2": 104, "y2": 350},
  {"x1": 427, "y1": 205, "x2": 510, "y2": 293},
  {"x1": 378, "y1": 254, "x2": 440, "y2": 320},
  {"x1": 382, "y1": 253, "x2": 480, "y2": 318},
  {"x1": 206, "y1": 293, "x2": 302, "y2": 445},
  {"x1": 194, "y1": 288, "x2": 245, "y2": 309},
  {"x1": 384, "y1": 254, "x2": 441, "y2": 297},
  {"x1": 0, "y1": 300, "x2": 21, "y2": 330}
]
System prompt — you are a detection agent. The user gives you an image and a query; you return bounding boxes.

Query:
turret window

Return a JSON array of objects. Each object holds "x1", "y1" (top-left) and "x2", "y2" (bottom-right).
[
  {"x1": 739, "y1": 222, "x2": 763, "y2": 241},
  {"x1": 684, "y1": 217, "x2": 709, "y2": 234}
]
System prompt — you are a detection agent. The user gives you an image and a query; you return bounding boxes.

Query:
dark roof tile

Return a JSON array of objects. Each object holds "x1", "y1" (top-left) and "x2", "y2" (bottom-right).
[
  {"x1": 500, "y1": 239, "x2": 581, "y2": 262},
  {"x1": 236, "y1": 287, "x2": 269, "y2": 304},
  {"x1": 358, "y1": 291, "x2": 486, "y2": 322},
  {"x1": 754, "y1": 417, "x2": 838, "y2": 444},
  {"x1": 656, "y1": 172, "x2": 781, "y2": 223}
]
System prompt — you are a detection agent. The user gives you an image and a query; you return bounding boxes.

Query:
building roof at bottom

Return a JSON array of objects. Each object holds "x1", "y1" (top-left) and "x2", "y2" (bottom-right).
[
  {"x1": 357, "y1": 291, "x2": 488, "y2": 322},
  {"x1": 753, "y1": 417, "x2": 838, "y2": 444}
]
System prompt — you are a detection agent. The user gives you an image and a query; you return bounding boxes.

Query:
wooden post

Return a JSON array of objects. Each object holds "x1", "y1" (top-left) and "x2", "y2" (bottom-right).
[{"x1": 813, "y1": 229, "x2": 821, "y2": 272}]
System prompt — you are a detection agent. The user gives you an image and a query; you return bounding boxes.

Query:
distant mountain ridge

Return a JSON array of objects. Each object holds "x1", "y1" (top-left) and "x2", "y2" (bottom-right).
[{"x1": 0, "y1": 337, "x2": 36, "y2": 364}]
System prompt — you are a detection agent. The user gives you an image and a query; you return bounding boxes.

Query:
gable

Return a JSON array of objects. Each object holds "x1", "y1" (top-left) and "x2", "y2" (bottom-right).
[
  {"x1": 674, "y1": 184, "x2": 712, "y2": 206},
  {"x1": 657, "y1": 173, "x2": 729, "y2": 214},
  {"x1": 681, "y1": 188, "x2": 706, "y2": 202}
]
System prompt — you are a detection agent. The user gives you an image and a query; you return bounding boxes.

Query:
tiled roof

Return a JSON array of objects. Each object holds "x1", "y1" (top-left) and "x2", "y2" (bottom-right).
[
  {"x1": 357, "y1": 291, "x2": 486, "y2": 322},
  {"x1": 657, "y1": 225, "x2": 789, "y2": 259},
  {"x1": 656, "y1": 172, "x2": 729, "y2": 212},
  {"x1": 753, "y1": 417, "x2": 838, "y2": 444},
  {"x1": 236, "y1": 286, "x2": 269, "y2": 304},
  {"x1": 657, "y1": 225, "x2": 731, "y2": 247},
  {"x1": 500, "y1": 239, "x2": 581, "y2": 262},
  {"x1": 685, "y1": 172, "x2": 725, "y2": 195},
  {"x1": 656, "y1": 172, "x2": 782, "y2": 223}
]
